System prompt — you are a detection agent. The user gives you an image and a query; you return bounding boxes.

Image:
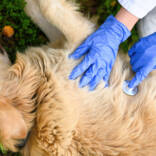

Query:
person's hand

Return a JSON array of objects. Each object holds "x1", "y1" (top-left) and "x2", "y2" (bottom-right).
[
  {"x1": 128, "y1": 32, "x2": 156, "y2": 88},
  {"x1": 69, "y1": 15, "x2": 130, "y2": 90}
]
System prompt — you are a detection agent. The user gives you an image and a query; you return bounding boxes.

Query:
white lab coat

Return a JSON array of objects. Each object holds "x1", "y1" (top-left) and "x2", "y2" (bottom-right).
[
  {"x1": 118, "y1": 0, "x2": 156, "y2": 18},
  {"x1": 118, "y1": 0, "x2": 156, "y2": 37},
  {"x1": 138, "y1": 7, "x2": 156, "y2": 37}
]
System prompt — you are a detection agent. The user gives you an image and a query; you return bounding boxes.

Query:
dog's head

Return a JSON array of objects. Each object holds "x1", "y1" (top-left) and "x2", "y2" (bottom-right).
[
  {"x1": 0, "y1": 96, "x2": 29, "y2": 152},
  {"x1": 0, "y1": 53, "x2": 40, "y2": 152}
]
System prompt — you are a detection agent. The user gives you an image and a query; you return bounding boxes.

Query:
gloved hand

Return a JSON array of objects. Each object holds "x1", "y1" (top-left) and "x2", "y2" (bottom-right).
[
  {"x1": 128, "y1": 32, "x2": 156, "y2": 88},
  {"x1": 69, "y1": 15, "x2": 130, "y2": 90}
]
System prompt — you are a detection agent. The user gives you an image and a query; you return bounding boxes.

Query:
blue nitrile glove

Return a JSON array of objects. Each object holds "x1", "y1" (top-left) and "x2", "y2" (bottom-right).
[
  {"x1": 128, "y1": 32, "x2": 156, "y2": 88},
  {"x1": 69, "y1": 15, "x2": 130, "y2": 90}
]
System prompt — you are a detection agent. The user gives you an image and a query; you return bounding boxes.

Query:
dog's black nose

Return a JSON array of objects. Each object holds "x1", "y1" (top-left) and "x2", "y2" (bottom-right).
[
  {"x1": 15, "y1": 132, "x2": 31, "y2": 150},
  {"x1": 15, "y1": 139, "x2": 26, "y2": 149}
]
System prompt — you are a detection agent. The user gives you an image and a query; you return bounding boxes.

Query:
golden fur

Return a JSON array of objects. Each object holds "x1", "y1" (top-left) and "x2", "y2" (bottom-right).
[{"x1": 0, "y1": 0, "x2": 156, "y2": 155}]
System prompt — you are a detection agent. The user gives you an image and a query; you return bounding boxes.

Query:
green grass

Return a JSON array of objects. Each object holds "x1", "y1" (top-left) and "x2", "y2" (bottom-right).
[
  {"x1": 0, "y1": 144, "x2": 7, "y2": 155},
  {"x1": 0, "y1": 143, "x2": 20, "y2": 156},
  {"x1": 0, "y1": 0, "x2": 48, "y2": 63}
]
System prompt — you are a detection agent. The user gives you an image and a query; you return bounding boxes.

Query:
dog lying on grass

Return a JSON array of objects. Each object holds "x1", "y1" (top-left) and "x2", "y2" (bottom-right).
[{"x1": 0, "y1": 0, "x2": 156, "y2": 155}]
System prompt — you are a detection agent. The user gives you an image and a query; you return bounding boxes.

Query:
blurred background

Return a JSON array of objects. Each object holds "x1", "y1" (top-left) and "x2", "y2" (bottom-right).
[{"x1": 0, "y1": 0, "x2": 139, "y2": 155}]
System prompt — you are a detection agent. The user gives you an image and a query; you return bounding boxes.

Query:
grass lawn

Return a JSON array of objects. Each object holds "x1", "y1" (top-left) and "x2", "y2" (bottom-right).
[{"x1": 0, "y1": 0, "x2": 139, "y2": 155}]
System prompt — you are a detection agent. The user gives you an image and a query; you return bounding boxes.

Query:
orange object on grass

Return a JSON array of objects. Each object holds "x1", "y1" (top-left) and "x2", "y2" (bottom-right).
[{"x1": 2, "y1": 26, "x2": 15, "y2": 38}]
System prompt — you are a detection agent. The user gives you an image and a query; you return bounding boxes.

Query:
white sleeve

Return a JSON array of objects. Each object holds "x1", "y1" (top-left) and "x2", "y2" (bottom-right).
[
  {"x1": 138, "y1": 7, "x2": 156, "y2": 37},
  {"x1": 118, "y1": 0, "x2": 156, "y2": 18}
]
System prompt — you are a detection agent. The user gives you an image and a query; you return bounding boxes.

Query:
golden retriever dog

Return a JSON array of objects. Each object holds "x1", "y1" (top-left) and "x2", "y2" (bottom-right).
[{"x1": 0, "y1": 0, "x2": 156, "y2": 156}]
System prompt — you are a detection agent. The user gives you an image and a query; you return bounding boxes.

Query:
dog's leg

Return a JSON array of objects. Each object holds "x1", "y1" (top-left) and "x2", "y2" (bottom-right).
[
  {"x1": 37, "y1": 0, "x2": 95, "y2": 48},
  {"x1": 25, "y1": 74, "x2": 81, "y2": 156},
  {"x1": 24, "y1": 0, "x2": 63, "y2": 42}
]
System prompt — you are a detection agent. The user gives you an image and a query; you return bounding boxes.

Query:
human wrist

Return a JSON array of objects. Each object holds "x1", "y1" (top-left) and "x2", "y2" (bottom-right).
[
  {"x1": 115, "y1": 7, "x2": 139, "y2": 31},
  {"x1": 101, "y1": 15, "x2": 131, "y2": 42}
]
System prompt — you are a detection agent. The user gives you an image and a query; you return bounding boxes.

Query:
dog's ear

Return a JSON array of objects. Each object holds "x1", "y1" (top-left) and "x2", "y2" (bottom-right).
[{"x1": 0, "y1": 97, "x2": 27, "y2": 141}]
